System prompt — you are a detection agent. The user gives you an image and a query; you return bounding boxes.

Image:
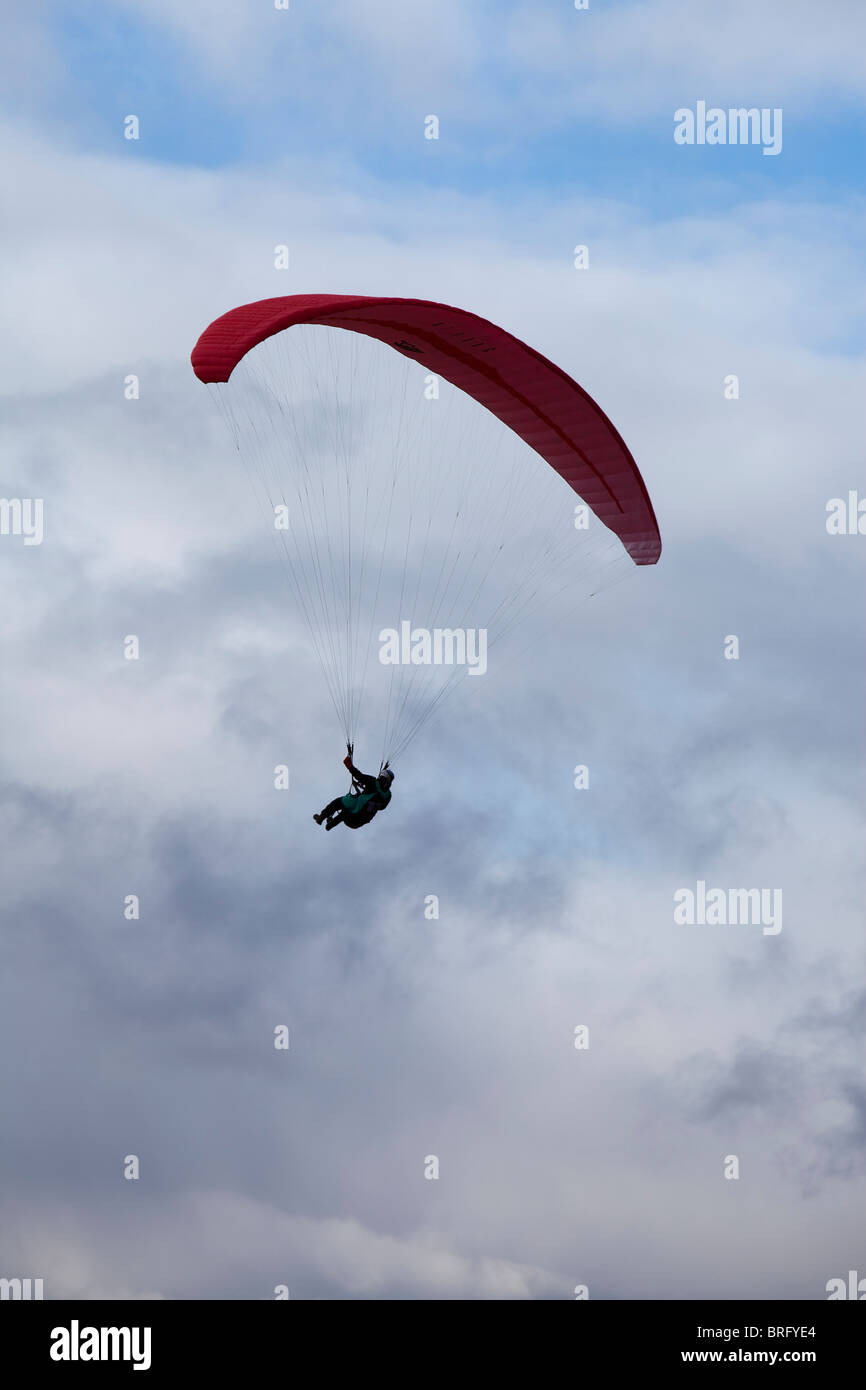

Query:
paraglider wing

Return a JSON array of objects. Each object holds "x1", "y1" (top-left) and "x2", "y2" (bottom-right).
[{"x1": 191, "y1": 294, "x2": 660, "y2": 565}]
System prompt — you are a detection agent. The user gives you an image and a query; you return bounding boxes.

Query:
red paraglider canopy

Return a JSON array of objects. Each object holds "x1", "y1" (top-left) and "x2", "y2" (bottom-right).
[{"x1": 191, "y1": 294, "x2": 661, "y2": 564}]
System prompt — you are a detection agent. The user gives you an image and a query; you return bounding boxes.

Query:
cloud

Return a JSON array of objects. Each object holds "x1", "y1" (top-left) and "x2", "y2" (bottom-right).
[{"x1": 1, "y1": 11, "x2": 864, "y2": 1300}]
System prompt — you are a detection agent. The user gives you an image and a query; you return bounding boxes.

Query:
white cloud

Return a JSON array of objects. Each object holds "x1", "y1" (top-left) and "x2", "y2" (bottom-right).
[{"x1": 1, "y1": 12, "x2": 864, "y2": 1301}]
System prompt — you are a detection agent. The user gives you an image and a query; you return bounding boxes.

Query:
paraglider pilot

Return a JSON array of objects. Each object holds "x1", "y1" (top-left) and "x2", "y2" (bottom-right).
[{"x1": 314, "y1": 746, "x2": 394, "y2": 830}]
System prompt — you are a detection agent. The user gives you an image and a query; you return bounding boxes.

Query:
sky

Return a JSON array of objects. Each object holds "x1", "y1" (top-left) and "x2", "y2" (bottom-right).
[{"x1": 1, "y1": 0, "x2": 864, "y2": 1300}]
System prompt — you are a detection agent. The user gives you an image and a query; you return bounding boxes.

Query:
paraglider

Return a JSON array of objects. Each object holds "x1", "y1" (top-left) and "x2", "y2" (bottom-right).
[
  {"x1": 313, "y1": 746, "x2": 394, "y2": 831},
  {"x1": 191, "y1": 294, "x2": 661, "y2": 807}
]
